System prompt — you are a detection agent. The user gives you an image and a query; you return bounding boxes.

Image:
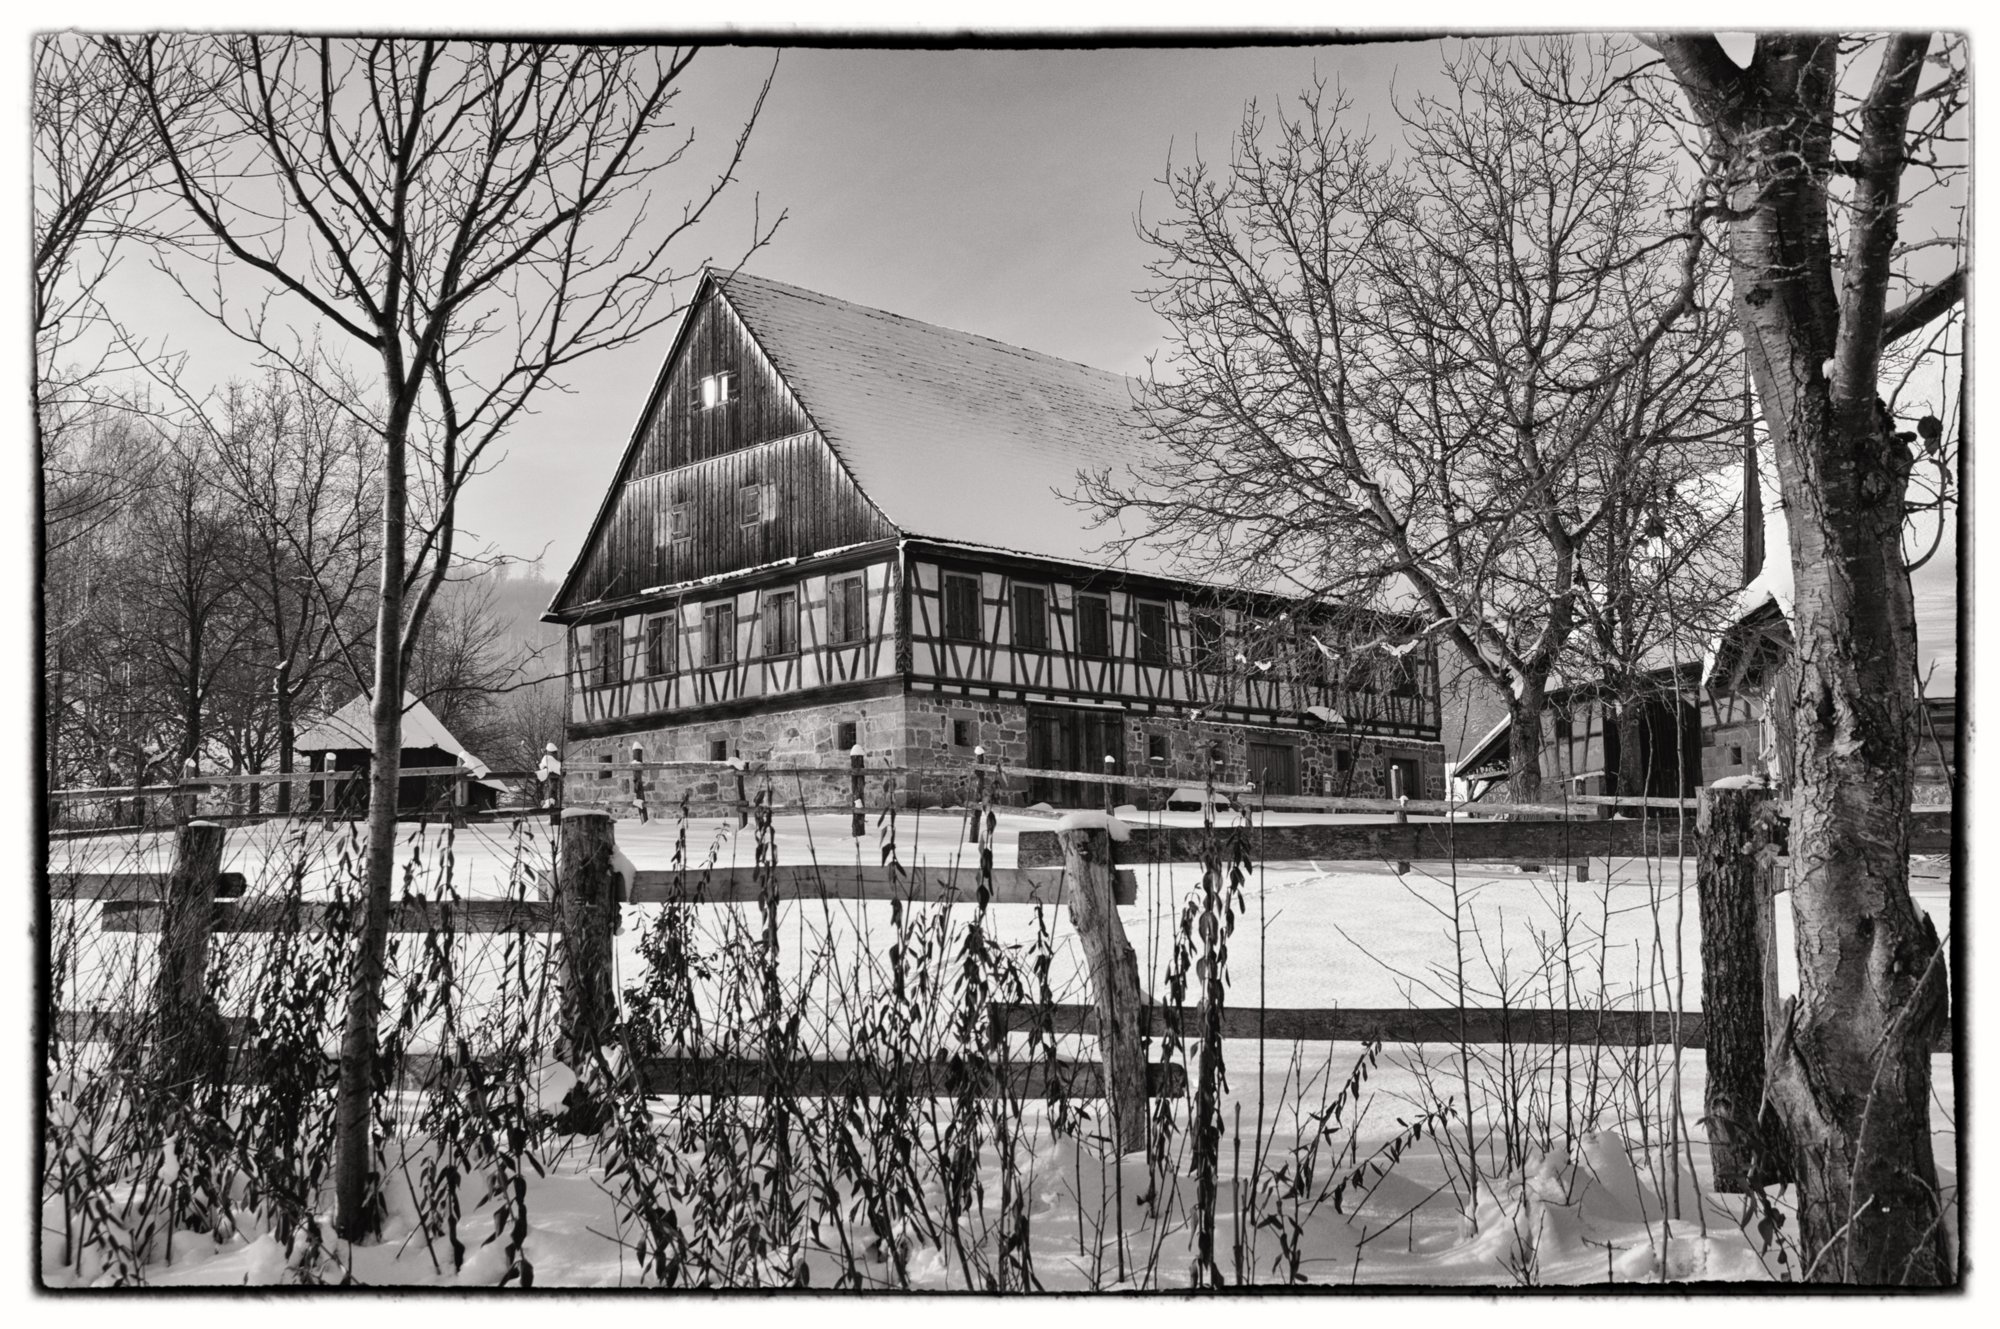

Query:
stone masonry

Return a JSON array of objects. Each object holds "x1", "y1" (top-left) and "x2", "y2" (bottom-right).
[{"x1": 567, "y1": 689, "x2": 1445, "y2": 816}]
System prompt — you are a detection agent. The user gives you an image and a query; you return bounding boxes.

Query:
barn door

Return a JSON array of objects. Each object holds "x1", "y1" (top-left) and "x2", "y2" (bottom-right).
[
  {"x1": 1246, "y1": 740, "x2": 1298, "y2": 797},
  {"x1": 1026, "y1": 703, "x2": 1126, "y2": 807}
]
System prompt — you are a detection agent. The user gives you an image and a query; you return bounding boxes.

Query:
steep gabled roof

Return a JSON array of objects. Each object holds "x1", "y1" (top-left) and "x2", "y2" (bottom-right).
[
  {"x1": 712, "y1": 270, "x2": 1176, "y2": 577},
  {"x1": 294, "y1": 692, "x2": 477, "y2": 761}
]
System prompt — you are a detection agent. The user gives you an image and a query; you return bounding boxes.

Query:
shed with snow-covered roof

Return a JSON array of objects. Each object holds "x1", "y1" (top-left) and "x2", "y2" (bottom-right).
[
  {"x1": 294, "y1": 692, "x2": 498, "y2": 815},
  {"x1": 543, "y1": 270, "x2": 1449, "y2": 809}
]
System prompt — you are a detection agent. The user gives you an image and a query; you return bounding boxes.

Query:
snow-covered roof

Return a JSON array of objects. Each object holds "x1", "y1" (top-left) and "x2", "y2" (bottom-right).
[
  {"x1": 294, "y1": 692, "x2": 476, "y2": 758},
  {"x1": 715, "y1": 271, "x2": 1179, "y2": 578}
]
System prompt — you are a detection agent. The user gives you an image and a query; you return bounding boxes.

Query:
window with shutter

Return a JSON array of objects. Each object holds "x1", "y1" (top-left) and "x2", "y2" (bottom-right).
[
  {"x1": 830, "y1": 576, "x2": 866, "y2": 644},
  {"x1": 702, "y1": 603, "x2": 735, "y2": 666},
  {"x1": 764, "y1": 590, "x2": 798, "y2": 656},
  {"x1": 645, "y1": 616, "x2": 672, "y2": 676},
  {"x1": 1076, "y1": 595, "x2": 1110, "y2": 658},
  {"x1": 1192, "y1": 611, "x2": 1226, "y2": 672},
  {"x1": 1136, "y1": 602, "x2": 1170, "y2": 665},
  {"x1": 1012, "y1": 585, "x2": 1048, "y2": 650},
  {"x1": 593, "y1": 624, "x2": 622, "y2": 688},
  {"x1": 943, "y1": 574, "x2": 982, "y2": 642}
]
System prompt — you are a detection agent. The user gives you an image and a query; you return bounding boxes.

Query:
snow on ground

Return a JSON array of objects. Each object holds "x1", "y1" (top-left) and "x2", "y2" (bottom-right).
[{"x1": 43, "y1": 810, "x2": 1958, "y2": 1288}]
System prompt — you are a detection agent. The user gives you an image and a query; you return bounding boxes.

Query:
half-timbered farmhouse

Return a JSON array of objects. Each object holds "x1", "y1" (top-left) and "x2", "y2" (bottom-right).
[{"x1": 545, "y1": 270, "x2": 1446, "y2": 809}]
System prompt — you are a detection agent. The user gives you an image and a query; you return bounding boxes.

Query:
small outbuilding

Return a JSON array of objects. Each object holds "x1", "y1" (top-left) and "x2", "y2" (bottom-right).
[{"x1": 293, "y1": 692, "x2": 502, "y2": 816}]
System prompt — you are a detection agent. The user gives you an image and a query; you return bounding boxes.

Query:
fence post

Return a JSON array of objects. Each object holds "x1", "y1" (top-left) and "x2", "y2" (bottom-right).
[
  {"x1": 155, "y1": 820, "x2": 226, "y2": 1098},
  {"x1": 1390, "y1": 765, "x2": 1412, "y2": 875},
  {"x1": 850, "y1": 745, "x2": 866, "y2": 838},
  {"x1": 1695, "y1": 784, "x2": 1793, "y2": 1191},
  {"x1": 1061, "y1": 824, "x2": 1147, "y2": 1154},
  {"x1": 967, "y1": 755, "x2": 987, "y2": 844},
  {"x1": 556, "y1": 810, "x2": 619, "y2": 1069}
]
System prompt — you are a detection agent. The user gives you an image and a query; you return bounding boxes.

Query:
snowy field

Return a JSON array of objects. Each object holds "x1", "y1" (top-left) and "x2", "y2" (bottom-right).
[{"x1": 42, "y1": 811, "x2": 1958, "y2": 1288}]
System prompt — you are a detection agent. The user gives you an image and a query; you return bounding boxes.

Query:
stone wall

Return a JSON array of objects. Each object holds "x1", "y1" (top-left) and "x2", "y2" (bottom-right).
[
  {"x1": 1121, "y1": 710, "x2": 1446, "y2": 802},
  {"x1": 563, "y1": 693, "x2": 908, "y2": 814},
  {"x1": 566, "y1": 690, "x2": 1446, "y2": 815}
]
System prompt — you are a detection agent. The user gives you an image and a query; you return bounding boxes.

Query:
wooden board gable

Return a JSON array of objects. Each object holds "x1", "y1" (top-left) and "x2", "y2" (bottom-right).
[{"x1": 552, "y1": 277, "x2": 896, "y2": 614}]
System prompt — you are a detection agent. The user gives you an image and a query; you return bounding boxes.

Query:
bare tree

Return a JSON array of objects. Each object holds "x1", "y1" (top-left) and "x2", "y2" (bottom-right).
[
  {"x1": 208, "y1": 365, "x2": 382, "y2": 811},
  {"x1": 112, "y1": 428, "x2": 260, "y2": 774},
  {"x1": 405, "y1": 575, "x2": 523, "y2": 760},
  {"x1": 1084, "y1": 41, "x2": 1728, "y2": 801},
  {"x1": 116, "y1": 34, "x2": 778, "y2": 1239},
  {"x1": 1651, "y1": 32, "x2": 1966, "y2": 1285}
]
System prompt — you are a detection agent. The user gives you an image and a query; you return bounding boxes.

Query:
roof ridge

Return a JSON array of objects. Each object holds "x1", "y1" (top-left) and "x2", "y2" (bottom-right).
[{"x1": 711, "y1": 267, "x2": 1137, "y2": 389}]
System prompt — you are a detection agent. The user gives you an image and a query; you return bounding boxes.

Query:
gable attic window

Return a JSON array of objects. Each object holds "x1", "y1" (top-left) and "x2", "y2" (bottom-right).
[{"x1": 699, "y1": 371, "x2": 734, "y2": 410}]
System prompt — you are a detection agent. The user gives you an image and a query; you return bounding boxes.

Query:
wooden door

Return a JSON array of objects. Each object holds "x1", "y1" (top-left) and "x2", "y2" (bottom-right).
[
  {"x1": 1026, "y1": 703, "x2": 1126, "y2": 807},
  {"x1": 1246, "y1": 740, "x2": 1298, "y2": 797}
]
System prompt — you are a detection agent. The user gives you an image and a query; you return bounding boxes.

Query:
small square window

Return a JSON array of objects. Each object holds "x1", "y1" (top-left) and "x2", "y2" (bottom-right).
[
  {"x1": 952, "y1": 718, "x2": 973, "y2": 747},
  {"x1": 708, "y1": 738, "x2": 729, "y2": 762},
  {"x1": 837, "y1": 721, "x2": 858, "y2": 751},
  {"x1": 1730, "y1": 745, "x2": 1744, "y2": 766},
  {"x1": 699, "y1": 371, "x2": 734, "y2": 410},
  {"x1": 739, "y1": 482, "x2": 763, "y2": 527},
  {"x1": 1335, "y1": 748, "x2": 1352, "y2": 773},
  {"x1": 1147, "y1": 733, "x2": 1170, "y2": 764},
  {"x1": 598, "y1": 753, "x2": 613, "y2": 781}
]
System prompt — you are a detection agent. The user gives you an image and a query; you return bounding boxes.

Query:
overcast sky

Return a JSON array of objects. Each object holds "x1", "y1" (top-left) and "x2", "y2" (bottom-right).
[
  {"x1": 478, "y1": 42, "x2": 1458, "y2": 578},
  {"x1": 86, "y1": 35, "x2": 1960, "y2": 685}
]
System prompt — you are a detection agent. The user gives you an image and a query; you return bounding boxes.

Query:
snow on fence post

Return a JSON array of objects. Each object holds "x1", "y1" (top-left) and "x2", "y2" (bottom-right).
[
  {"x1": 155, "y1": 820, "x2": 226, "y2": 1098},
  {"x1": 1059, "y1": 822, "x2": 1147, "y2": 1154},
  {"x1": 556, "y1": 809, "x2": 620, "y2": 1071},
  {"x1": 1695, "y1": 783, "x2": 1794, "y2": 1191}
]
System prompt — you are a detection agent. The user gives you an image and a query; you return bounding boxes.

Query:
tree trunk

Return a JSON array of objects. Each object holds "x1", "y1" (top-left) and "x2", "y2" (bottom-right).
[
  {"x1": 332, "y1": 421, "x2": 408, "y2": 1242},
  {"x1": 1505, "y1": 677, "x2": 1546, "y2": 803},
  {"x1": 275, "y1": 665, "x2": 293, "y2": 816},
  {"x1": 1696, "y1": 786, "x2": 1793, "y2": 1191},
  {"x1": 1656, "y1": 36, "x2": 1956, "y2": 1283}
]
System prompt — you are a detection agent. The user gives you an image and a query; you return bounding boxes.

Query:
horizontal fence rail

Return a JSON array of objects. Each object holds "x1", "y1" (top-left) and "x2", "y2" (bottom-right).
[
  {"x1": 49, "y1": 871, "x2": 248, "y2": 901},
  {"x1": 1014, "y1": 809, "x2": 1953, "y2": 868},
  {"x1": 989, "y1": 1002, "x2": 1955, "y2": 1053}
]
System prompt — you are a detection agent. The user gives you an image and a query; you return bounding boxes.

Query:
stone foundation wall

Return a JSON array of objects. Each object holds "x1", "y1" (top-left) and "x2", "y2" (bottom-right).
[
  {"x1": 566, "y1": 690, "x2": 1446, "y2": 814},
  {"x1": 563, "y1": 693, "x2": 908, "y2": 813},
  {"x1": 1121, "y1": 711, "x2": 1446, "y2": 802}
]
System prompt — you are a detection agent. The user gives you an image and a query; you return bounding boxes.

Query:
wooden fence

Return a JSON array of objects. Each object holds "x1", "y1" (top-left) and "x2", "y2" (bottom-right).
[{"x1": 49, "y1": 784, "x2": 1954, "y2": 1161}]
